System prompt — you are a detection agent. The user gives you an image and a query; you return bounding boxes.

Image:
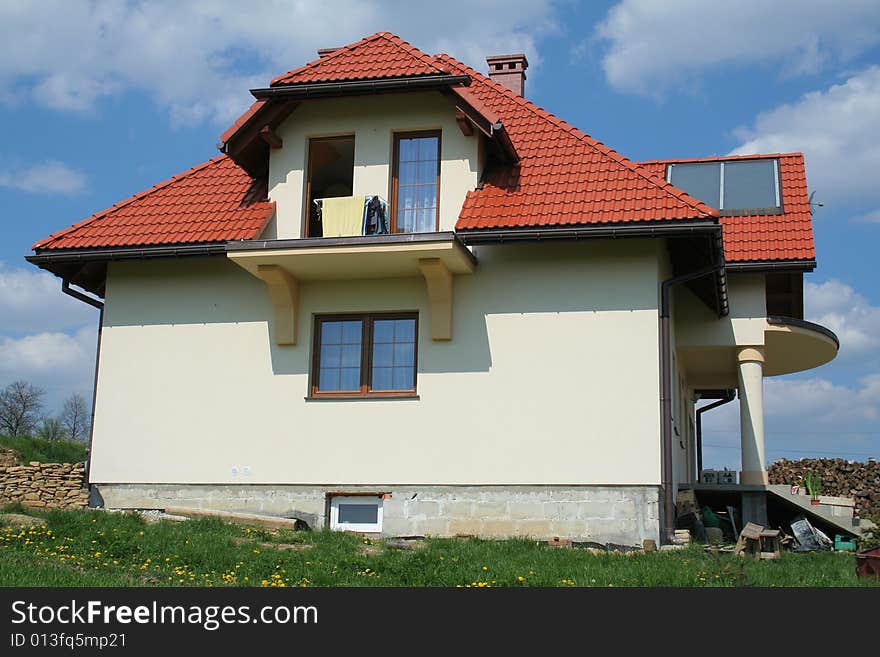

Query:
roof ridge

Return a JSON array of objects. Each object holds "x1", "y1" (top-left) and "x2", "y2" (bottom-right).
[
  {"x1": 271, "y1": 32, "x2": 447, "y2": 86},
  {"x1": 270, "y1": 33, "x2": 383, "y2": 85},
  {"x1": 435, "y1": 53, "x2": 717, "y2": 219},
  {"x1": 32, "y1": 155, "x2": 230, "y2": 250}
]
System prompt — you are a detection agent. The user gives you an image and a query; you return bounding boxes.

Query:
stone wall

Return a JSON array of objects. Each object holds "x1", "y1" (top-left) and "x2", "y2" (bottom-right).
[
  {"x1": 0, "y1": 448, "x2": 89, "y2": 509},
  {"x1": 96, "y1": 482, "x2": 661, "y2": 545}
]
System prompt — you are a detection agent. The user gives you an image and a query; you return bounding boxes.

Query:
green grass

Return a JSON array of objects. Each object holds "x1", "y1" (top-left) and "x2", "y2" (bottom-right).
[
  {"x1": 0, "y1": 508, "x2": 876, "y2": 587},
  {"x1": 0, "y1": 435, "x2": 87, "y2": 464}
]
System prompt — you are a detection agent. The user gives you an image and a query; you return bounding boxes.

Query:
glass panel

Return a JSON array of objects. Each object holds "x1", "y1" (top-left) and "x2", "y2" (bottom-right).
[
  {"x1": 372, "y1": 367, "x2": 393, "y2": 390},
  {"x1": 373, "y1": 320, "x2": 395, "y2": 343},
  {"x1": 342, "y1": 321, "x2": 362, "y2": 344},
  {"x1": 395, "y1": 134, "x2": 439, "y2": 233},
  {"x1": 370, "y1": 317, "x2": 416, "y2": 391},
  {"x1": 321, "y1": 321, "x2": 342, "y2": 344},
  {"x1": 395, "y1": 318, "x2": 415, "y2": 342},
  {"x1": 320, "y1": 344, "x2": 341, "y2": 368},
  {"x1": 723, "y1": 159, "x2": 778, "y2": 210},
  {"x1": 669, "y1": 162, "x2": 721, "y2": 208},
  {"x1": 319, "y1": 368, "x2": 339, "y2": 391},
  {"x1": 340, "y1": 344, "x2": 360, "y2": 367},
  {"x1": 392, "y1": 367, "x2": 413, "y2": 390},
  {"x1": 337, "y1": 503, "x2": 378, "y2": 524},
  {"x1": 339, "y1": 367, "x2": 360, "y2": 391},
  {"x1": 318, "y1": 319, "x2": 362, "y2": 392},
  {"x1": 373, "y1": 343, "x2": 394, "y2": 367},
  {"x1": 394, "y1": 342, "x2": 414, "y2": 366}
]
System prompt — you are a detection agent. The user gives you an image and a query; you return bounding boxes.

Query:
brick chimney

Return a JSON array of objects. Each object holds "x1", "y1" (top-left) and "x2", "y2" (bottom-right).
[{"x1": 486, "y1": 54, "x2": 528, "y2": 96}]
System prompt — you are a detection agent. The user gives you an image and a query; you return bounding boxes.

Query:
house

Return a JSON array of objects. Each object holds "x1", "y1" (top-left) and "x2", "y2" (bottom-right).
[{"x1": 28, "y1": 32, "x2": 838, "y2": 545}]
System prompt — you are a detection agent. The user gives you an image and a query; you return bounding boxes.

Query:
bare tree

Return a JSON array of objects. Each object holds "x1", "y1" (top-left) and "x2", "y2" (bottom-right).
[
  {"x1": 37, "y1": 417, "x2": 67, "y2": 442},
  {"x1": 61, "y1": 393, "x2": 90, "y2": 442},
  {"x1": 0, "y1": 380, "x2": 45, "y2": 437}
]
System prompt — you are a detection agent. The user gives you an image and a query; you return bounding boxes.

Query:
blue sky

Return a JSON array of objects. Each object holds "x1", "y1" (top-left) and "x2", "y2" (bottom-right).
[{"x1": 1, "y1": 1, "x2": 879, "y2": 467}]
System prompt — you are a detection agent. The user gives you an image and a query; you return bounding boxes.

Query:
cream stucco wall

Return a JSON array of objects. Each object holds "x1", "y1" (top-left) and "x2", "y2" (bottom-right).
[
  {"x1": 675, "y1": 274, "x2": 767, "y2": 348},
  {"x1": 89, "y1": 240, "x2": 665, "y2": 487},
  {"x1": 267, "y1": 92, "x2": 480, "y2": 239}
]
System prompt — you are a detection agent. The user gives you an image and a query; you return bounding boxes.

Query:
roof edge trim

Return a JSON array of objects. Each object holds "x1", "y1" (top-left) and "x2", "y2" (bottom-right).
[{"x1": 251, "y1": 75, "x2": 471, "y2": 100}]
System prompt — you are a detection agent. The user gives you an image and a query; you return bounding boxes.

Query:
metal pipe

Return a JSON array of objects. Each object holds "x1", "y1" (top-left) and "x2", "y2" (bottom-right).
[
  {"x1": 62, "y1": 280, "x2": 103, "y2": 310},
  {"x1": 61, "y1": 280, "x2": 104, "y2": 499},
  {"x1": 659, "y1": 262, "x2": 725, "y2": 544},
  {"x1": 695, "y1": 390, "x2": 735, "y2": 478}
]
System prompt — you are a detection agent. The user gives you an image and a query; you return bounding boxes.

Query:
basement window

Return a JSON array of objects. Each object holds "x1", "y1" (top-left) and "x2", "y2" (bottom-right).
[
  {"x1": 667, "y1": 158, "x2": 780, "y2": 214},
  {"x1": 330, "y1": 496, "x2": 383, "y2": 533}
]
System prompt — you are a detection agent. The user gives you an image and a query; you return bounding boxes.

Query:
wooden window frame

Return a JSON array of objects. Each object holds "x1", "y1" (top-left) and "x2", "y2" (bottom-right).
[
  {"x1": 304, "y1": 134, "x2": 356, "y2": 238},
  {"x1": 391, "y1": 130, "x2": 441, "y2": 234},
  {"x1": 309, "y1": 312, "x2": 419, "y2": 399}
]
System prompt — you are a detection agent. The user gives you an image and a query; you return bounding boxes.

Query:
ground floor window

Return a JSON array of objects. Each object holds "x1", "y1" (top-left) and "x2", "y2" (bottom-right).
[
  {"x1": 329, "y1": 495, "x2": 383, "y2": 533},
  {"x1": 311, "y1": 313, "x2": 418, "y2": 397}
]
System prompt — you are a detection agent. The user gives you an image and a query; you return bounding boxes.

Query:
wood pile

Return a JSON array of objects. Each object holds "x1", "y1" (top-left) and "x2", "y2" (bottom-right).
[{"x1": 768, "y1": 458, "x2": 880, "y2": 517}]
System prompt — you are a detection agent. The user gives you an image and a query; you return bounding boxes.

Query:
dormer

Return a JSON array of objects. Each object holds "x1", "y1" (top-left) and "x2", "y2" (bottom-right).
[{"x1": 218, "y1": 33, "x2": 517, "y2": 241}]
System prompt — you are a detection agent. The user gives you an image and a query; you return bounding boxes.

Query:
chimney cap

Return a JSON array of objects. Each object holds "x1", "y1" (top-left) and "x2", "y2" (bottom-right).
[
  {"x1": 486, "y1": 53, "x2": 529, "y2": 69},
  {"x1": 317, "y1": 47, "x2": 340, "y2": 57}
]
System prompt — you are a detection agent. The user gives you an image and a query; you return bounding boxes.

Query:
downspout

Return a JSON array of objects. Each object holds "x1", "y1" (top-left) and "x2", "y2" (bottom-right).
[
  {"x1": 695, "y1": 390, "x2": 735, "y2": 478},
  {"x1": 61, "y1": 280, "x2": 104, "y2": 499},
  {"x1": 659, "y1": 263, "x2": 725, "y2": 544}
]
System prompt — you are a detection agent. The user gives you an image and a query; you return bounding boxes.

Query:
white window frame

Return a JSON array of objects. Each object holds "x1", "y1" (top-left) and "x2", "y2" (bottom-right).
[{"x1": 329, "y1": 495, "x2": 383, "y2": 533}]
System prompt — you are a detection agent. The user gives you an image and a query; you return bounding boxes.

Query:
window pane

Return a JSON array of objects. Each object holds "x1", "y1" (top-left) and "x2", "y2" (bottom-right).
[
  {"x1": 320, "y1": 344, "x2": 341, "y2": 368},
  {"x1": 321, "y1": 321, "x2": 342, "y2": 344},
  {"x1": 339, "y1": 367, "x2": 360, "y2": 391},
  {"x1": 723, "y1": 159, "x2": 778, "y2": 210},
  {"x1": 392, "y1": 367, "x2": 413, "y2": 390},
  {"x1": 395, "y1": 134, "x2": 439, "y2": 234},
  {"x1": 370, "y1": 317, "x2": 415, "y2": 391},
  {"x1": 319, "y1": 368, "x2": 340, "y2": 391},
  {"x1": 318, "y1": 320, "x2": 362, "y2": 392},
  {"x1": 373, "y1": 320, "x2": 395, "y2": 343},
  {"x1": 395, "y1": 319, "x2": 415, "y2": 342},
  {"x1": 340, "y1": 343, "x2": 361, "y2": 367},
  {"x1": 341, "y1": 321, "x2": 362, "y2": 344},
  {"x1": 373, "y1": 342, "x2": 394, "y2": 367},
  {"x1": 372, "y1": 366, "x2": 393, "y2": 390},
  {"x1": 417, "y1": 136, "x2": 439, "y2": 160},
  {"x1": 669, "y1": 162, "x2": 721, "y2": 208},
  {"x1": 394, "y1": 342, "x2": 414, "y2": 366},
  {"x1": 337, "y1": 503, "x2": 378, "y2": 524}
]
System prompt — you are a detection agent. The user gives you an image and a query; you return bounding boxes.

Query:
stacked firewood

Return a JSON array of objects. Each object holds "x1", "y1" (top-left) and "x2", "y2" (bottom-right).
[{"x1": 768, "y1": 458, "x2": 880, "y2": 518}]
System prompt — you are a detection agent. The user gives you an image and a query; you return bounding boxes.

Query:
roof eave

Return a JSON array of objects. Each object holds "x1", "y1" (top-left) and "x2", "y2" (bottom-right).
[{"x1": 250, "y1": 74, "x2": 471, "y2": 100}]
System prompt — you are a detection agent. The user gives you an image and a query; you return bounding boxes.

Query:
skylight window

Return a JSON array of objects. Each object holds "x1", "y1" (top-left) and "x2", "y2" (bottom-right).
[{"x1": 667, "y1": 158, "x2": 780, "y2": 214}]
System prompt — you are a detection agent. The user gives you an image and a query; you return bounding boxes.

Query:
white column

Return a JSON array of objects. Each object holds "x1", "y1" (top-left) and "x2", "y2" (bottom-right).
[{"x1": 737, "y1": 346, "x2": 768, "y2": 485}]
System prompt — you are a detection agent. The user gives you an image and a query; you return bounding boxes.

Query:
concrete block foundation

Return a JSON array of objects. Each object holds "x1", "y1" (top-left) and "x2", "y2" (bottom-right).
[{"x1": 95, "y1": 483, "x2": 661, "y2": 546}]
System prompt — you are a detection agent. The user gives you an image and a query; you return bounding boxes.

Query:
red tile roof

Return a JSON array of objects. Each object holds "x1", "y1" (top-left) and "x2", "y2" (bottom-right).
[
  {"x1": 270, "y1": 32, "x2": 449, "y2": 86},
  {"x1": 638, "y1": 153, "x2": 815, "y2": 263},
  {"x1": 34, "y1": 32, "x2": 813, "y2": 266},
  {"x1": 440, "y1": 56, "x2": 717, "y2": 230},
  {"x1": 33, "y1": 156, "x2": 274, "y2": 250}
]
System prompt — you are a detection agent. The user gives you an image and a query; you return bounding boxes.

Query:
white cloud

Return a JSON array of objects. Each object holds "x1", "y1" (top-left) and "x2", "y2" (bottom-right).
[
  {"x1": 0, "y1": 160, "x2": 87, "y2": 195},
  {"x1": 0, "y1": 263, "x2": 97, "y2": 334},
  {"x1": 0, "y1": 326, "x2": 97, "y2": 413},
  {"x1": 805, "y1": 279, "x2": 880, "y2": 361},
  {"x1": 0, "y1": 1, "x2": 559, "y2": 126},
  {"x1": 595, "y1": 0, "x2": 880, "y2": 95},
  {"x1": 730, "y1": 66, "x2": 880, "y2": 206},
  {"x1": 699, "y1": 375, "x2": 880, "y2": 467}
]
